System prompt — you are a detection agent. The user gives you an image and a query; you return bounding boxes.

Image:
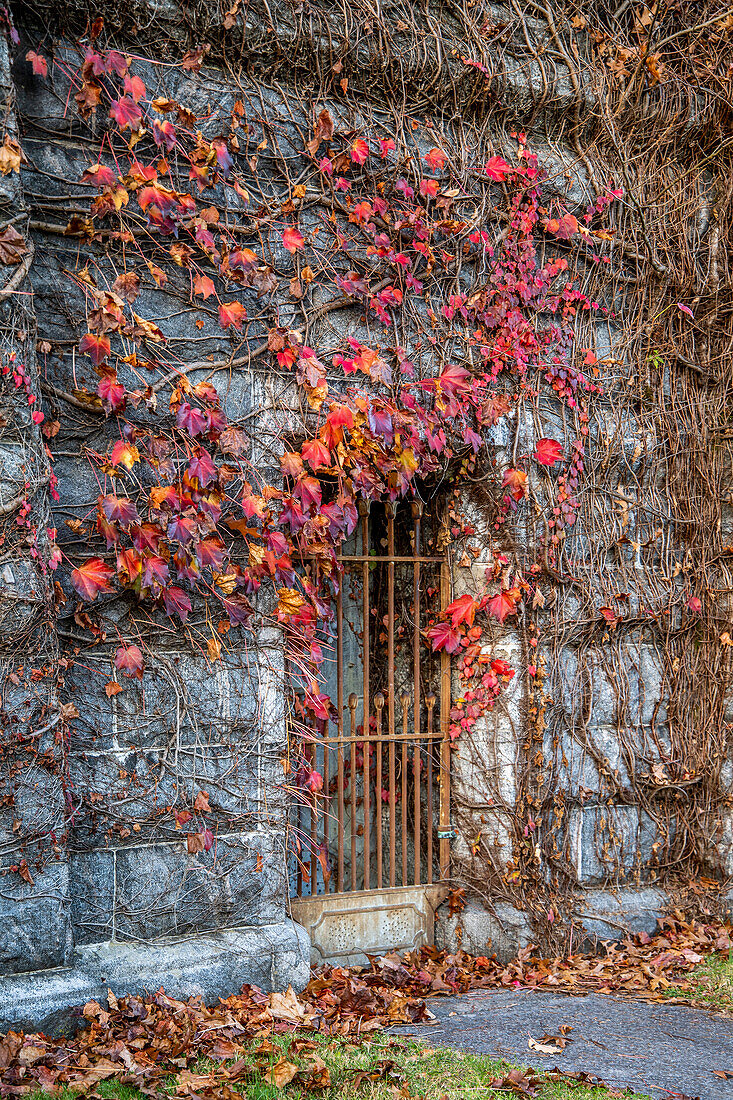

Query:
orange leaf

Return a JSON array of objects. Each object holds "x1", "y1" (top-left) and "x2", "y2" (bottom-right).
[{"x1": 218, "y1": 301, "x2": 246, "y2": 329}]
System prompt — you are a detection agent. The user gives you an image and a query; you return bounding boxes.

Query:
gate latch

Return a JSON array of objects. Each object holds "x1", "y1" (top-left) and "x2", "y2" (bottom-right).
[{"x1": 437, "y1": 827, "x2": 457, "y2": 840}]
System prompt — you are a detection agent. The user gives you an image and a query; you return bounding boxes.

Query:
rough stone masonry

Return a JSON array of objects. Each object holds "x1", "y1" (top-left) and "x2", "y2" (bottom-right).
[{"x1": 0, "y1": 0, "x2": 732, "y2": 1033}]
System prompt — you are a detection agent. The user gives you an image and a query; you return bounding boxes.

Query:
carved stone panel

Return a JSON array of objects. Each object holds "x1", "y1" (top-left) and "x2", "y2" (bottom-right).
[{"x1": 291, "y1": 885, "x2": 445, "y2": 966}]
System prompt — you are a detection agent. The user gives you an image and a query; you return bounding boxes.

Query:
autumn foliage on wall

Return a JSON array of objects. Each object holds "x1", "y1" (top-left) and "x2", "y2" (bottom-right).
[{"x1": 23, "y1": 24, "x2": 622, "y2": 750}]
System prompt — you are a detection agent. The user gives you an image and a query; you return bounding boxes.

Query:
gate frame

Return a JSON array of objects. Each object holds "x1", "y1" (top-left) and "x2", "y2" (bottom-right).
[{"x1": 290, "y1": 500, "x2": 452, "y2": 963}]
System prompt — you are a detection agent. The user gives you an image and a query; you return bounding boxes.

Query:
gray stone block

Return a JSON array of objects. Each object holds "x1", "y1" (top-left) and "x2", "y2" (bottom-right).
[
  {"x1": 64, "y1": 650, "x2": 263, "y2": 754},
  {"x1": 0, "y1": 859, "x2": 72, "y2": 974},
  {"x1": 435, "y1": 899, "x2": 533, "y2": 964},
  {"x1": 567, "y1": 804, "x2": 670, "y2": 884},
  {"x1": 67, "y1": 742, "x2": 273, "y2": 850},
  {"x1": 0, "y1": 919, "x2": 310, "y2": 1035},
  {"x1": 113, "y1": 832, "x2": 286, "y2": 941},
  {"x1": 571, "y1": 887, "x2": 668, "y2": 949},
  {"x1": 69, "y1": 850, "x2": 115, "y2": 944}
]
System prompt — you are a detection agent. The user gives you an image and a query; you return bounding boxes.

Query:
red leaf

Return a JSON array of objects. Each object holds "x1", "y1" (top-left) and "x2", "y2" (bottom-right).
[
  {"x1": 97, "y1": 373, "x2": 125, "y2": 411},
  {"x1": 282, "y1": 226, "x2": 305, "y2": 253},
  {"x1": 294, "y1": 475, "x2": 322, "y2": 511},
  {"x1": 438, "y1": 363, "x2": 471, "y2": 398},
  {"x1": 79, "y1": 332, "x2": 111, "y2": 366},
  {"x1": 101, "y1": 494, "x2": 139, "y2": 526},
  {"x1": 26, "y1": 50, "x2": 48, "y2": 77},
  {"x1": 485, "y1": 155, "x2": 512, "y2": 181},
  {"x1": 424, "y1": 147, "x2": 446, "y2": 171},
  {"x1": 196, "y1": 537, "x2": 225, "y2": 570},
  {"x1": 110, "y1": 440, "x2": 139, "y2": 469},
  {"x1": 218, "y1": 300, "x2": 246, "y2": 329},
  {"x1": 502, "y1": 468, "x2": 527, "y2": 501},
  {"x1": 445, "y1": 594, "x2": 478, "y2": 629},
  {"x1": 187, "y1": 449, "x2": 217, "y2": 486},
  {"x1": 223, "y1": 593, "x2": 254, "y2": 626},
  {"x1": 486, "y1": 590, "x2": 519, "y2": 623},
  {"x1": 71, "y1": 558, "x2": 115, "y2": 601},
  {"x1": 176, "y1": 402, "x2": 207, "y2": 435},
  {"x1": 426, "y1": 621, "x2": 463, "y2": 654},
  {"x1": 546, "y1": 213, "x2": 578, "y2": 240},
  {"x1": 534, "y1": 437, "x2": 563, "y2": 466},
  {"x1": 114, "y1": 643, "x2": 144, "y2": 678},
  {"x1": 350, "y1": 137, "x2": 369, "y2": 165},
  {"x1": 686, "y1": 595, "x2": 702, "y2": 614},
  {"x1": 162, "y1": 585, "x2": 192, "y2": 621},
  {"x1": 109, "y1": 96, "x2": 143, "y2": 130},
  {"x1": 124, "y1": 73, "x2": 146, "y2": 102},
  {"x1": 194, "y1": 274, "x2": 215, "y2": 299},
  {"x1": 152, "y1": 119, "x2": 177, "y2": 151},
  {"x1": 301, "y1": 439, "x2": 331, "y2": 471},
  {"x1": 80, "y1": 163, "x2": 116, "y2": 188}
]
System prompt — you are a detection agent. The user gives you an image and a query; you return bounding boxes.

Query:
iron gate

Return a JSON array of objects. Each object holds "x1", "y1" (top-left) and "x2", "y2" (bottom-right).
[{"x1": 290, "y1": 500, "x2": 451, "y2": 964}]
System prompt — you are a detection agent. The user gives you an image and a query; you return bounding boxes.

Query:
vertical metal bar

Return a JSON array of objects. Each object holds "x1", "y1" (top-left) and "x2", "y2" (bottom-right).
[
  {"x1": 323, "y1": 725, "x2": 330, "y2": 894},
  {"x1": 349, "y1": 694, "x2": 358, "y2": 891},
  {"x1": 337, "y1": 720, "x2": 345, "y2": 894},
  {"x1": 401, "y1": 691, "x2": 409, "y2": 886},
  {"x1": 411, "y1": 501, "x2": 422, "y2": 885},
  {"x1": 326, "y1": 589, "x2": 341, "y2": 895},
  {"x1": 387, "y1": 503, "x2": 396, "y2": 887},
  {"x1": 360, "y1": 501, "x2": 371, "y2": 891},
  {"x1": 310, "y1": 736, "x2": 318, "y2": 894},
  {"x1": 374, "y1": 691, "x2": 384, "y2": 888},
  {"x1": 439, "y1": 555, "x2": 451, "y2": 881},
  {"x1": 362, "y1": 715, "x2": 370, "y2": 892},
  {"x1": 426, "y1": 692, "x2": 435, "y2": 884}
]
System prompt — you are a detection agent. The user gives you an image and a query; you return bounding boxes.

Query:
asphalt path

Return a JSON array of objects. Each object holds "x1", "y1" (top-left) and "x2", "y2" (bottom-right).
[{"x1": 400, "y1": 988, "x2": 733, "y2": 1099}]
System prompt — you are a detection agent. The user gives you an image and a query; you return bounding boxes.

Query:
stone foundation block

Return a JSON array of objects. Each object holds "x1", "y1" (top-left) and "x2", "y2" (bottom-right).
[
  {"x1": 570, "y1": 887, "x2": 668, "y2": 949},
  {"x1": 0, "y1": 919, "x2": 310, "y2": 1035},
  {"x1": 435, "y1": 899, "x2": 533, "y2": 964}
]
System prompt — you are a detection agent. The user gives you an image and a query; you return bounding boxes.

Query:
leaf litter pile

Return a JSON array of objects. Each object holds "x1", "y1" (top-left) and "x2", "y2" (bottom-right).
[{"x1": 0, "y1": 914, "x2": 729, "y2": 1098}]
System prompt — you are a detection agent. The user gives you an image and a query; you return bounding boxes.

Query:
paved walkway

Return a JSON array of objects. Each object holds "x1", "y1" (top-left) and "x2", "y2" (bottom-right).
[{"x1": 401, "y1": 989, "x2": 733, "y2": 1100}]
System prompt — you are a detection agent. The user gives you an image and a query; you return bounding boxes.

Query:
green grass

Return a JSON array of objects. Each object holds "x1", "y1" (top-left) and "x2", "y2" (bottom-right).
[
  {"x1": 29, "y1": 1030, "x2": 649, "y2": 1100},
  {"x1": 664, "y1": 950, "x2": 733, "y2": 1012}
]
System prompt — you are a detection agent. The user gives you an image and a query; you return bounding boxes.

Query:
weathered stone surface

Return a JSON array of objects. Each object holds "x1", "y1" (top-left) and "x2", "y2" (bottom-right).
[
  {"x1": 0, "y1": 919, "x2": 310, "y2": 1035},
  {"x1": 566, "y1": 804, "x2": 670, "y2": 884},
  {"x1": 435, "y1": 899, "x2": 533, "y2": 964},
  {"x1": 64, "y1": 650, "x2": 263, "y2": 754},
  {"x1": 67, "y1": 743, "x2": 272, "y2": 851},
  {"x1": 112, "y1": 833, "x2": 286, "y2": 940},
  {"x1": 69, "y1": 850, "x2": 115, "y2": 944},
  {"x1": 571, "y1": 887, "x2": 668, "y2": 949},
  {"x1": 0, "y1": 860, "x2": 72, "y2": 974}
]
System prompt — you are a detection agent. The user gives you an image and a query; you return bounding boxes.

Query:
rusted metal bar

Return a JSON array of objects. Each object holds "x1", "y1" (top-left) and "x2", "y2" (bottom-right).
[
  {"x1": 386, "y1": 503, "x2": 396, "y2": 888},
  {"x1": 323, "y1": 726, "x2": 330, "y2": 895},
  {"x1": 400, "y1": 690, "x2": 409, "y2": 885},
  {"x1": 411, "y1": 501, "x2": 422, "y2": 886},
  {"x1": 335, "y1": 554, "x2": 445, "y2": 563},
  {"x1": 349, "y1": 693, "x2": 358, "y2": 891},
  {"x1": 426, "y1": 692, "x2": 435, "y2": 884},
  {"x1": 362, "y1": 720, "x2": 370, "y2": 891},
  {"x1": 374, "y1": 691, "x2": 384, "y2": 888},
  {"x1": 337, "y1": 716, "x2": 345, "y2": 894},
  {"x1": 439, "y1": 555, "x2": 451, "y2": 881},
  {"x1": 360, "y1": 501, "x2": 371, "y2": 891},
  {"x1": 310, "y1": 738, "x2": 318, "y2": 895}
]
